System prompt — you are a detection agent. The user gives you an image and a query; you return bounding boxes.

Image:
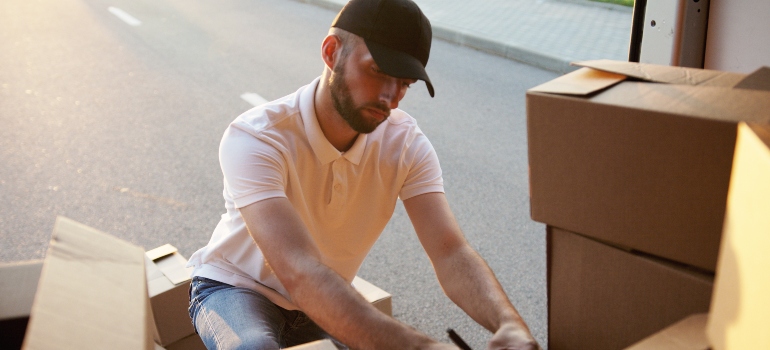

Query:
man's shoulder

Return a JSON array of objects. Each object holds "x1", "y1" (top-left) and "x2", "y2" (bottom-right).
[{"x1": 230, "y1": 94, "x2": 302, "y2": 138}]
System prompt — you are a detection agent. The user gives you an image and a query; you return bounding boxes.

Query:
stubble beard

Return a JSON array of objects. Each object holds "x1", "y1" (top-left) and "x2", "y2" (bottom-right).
[{"x1": 329, "y1": 62, "x2": 390, "y2": 134}]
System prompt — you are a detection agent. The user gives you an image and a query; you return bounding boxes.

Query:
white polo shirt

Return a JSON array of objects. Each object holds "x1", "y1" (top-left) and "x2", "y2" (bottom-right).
[{"x1": 187, "y1": 77, "x2": 444, "y2": 310}]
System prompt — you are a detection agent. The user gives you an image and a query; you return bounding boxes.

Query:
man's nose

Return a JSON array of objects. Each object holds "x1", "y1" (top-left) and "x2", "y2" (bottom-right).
[{"x1": 379, "y1": 78, "x2": 401, "y2": 110}]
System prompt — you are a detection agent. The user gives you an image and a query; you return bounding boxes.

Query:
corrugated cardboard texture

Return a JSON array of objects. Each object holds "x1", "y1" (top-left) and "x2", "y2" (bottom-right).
[
  {"x1": 528, "y1": 63, "x2": 770, "y2": 271},
  {"x1": 352, "y1": 276, "x2": 392, "y2": 316},
  {"x1": 22, "y1": 216, "x2": 153, "y2": 350},
  {"x1": 707, "y1": 123, "x2": 770, "y2": 350},
  {"x1": 624, "y1": 314, "x2": 709, "y2": 350},
  {"x1": 145, "y1": 245, "x2": 195, "y2": 346},
  {"x1": 548, "y1": 227, "x2": 713, "y2": 350}
]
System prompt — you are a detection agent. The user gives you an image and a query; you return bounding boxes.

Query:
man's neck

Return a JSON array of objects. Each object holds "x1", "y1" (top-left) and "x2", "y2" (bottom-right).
[{"x1": 314, "y1": 74, "x2": 359, "y2": 153}]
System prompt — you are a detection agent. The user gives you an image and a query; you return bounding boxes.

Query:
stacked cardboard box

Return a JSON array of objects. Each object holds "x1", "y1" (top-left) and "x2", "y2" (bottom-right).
[
  {"x1": 0, "y1": 217, "x2": 154, "y2": 350},
  {"x1": 624, "y1": 122, "x2": 770, "y2": 349},
  {"x1": 143, "y1": 244, "x2": 203, "y2": 349},
  {"x1": 1, "y1": 217, "x2": 394, "y2": 350},
  {"x1": 527, "y1": 60, "x2": 770, "y2": 349},
  {"x1": 144, "y1": 245, "x2": 392, "y2": 350}
]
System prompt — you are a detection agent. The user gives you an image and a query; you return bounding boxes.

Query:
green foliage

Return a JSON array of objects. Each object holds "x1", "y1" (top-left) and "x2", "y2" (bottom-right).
[{"x1": 591, "y1": 0, "x2": 634, "y2": 7}]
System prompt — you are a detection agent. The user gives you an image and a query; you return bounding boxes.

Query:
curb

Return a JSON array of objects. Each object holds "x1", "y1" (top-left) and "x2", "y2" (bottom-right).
[{"x1": 294, "y1": 0, "x2": 576, "y2": 74}]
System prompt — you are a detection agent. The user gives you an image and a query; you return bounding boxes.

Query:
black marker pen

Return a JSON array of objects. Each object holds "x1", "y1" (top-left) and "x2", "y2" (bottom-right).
[{"x1": 447, "y1": 328, "x2": 473, "y2": 350}]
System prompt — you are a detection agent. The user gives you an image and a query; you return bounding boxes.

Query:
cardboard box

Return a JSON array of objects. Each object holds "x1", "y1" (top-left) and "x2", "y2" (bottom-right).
[
  {"x1": 155, "y1": 330, "x2": 338, "y2": 350},
  {"x1": 0, "y1": 260, "x2": 43, "y2": 349},
  {"x1": 144, "y1": 263, "x2": 388, "y2": 349},
  {"x1": 548, "y1": 226, "x2": 714, "y2": 350},
  {"x1": 624, "y1": 313, "x2": 709, "y2": 350},
  {"x1": 285, "y1": 339, "x2": 338, "y2": 349},
  {"x1": 162, "y1": 333, "x2": 206, "y2": 350},
  {"x1": 1, "y1": 216, "x2": 154, "y2": 349},
  {"x1": 527, "y1": 60, "x2": 770, "y2": 271},
  {"x1": 145, "y1": 244, "x2": 195, "y2": 345},
  {"x1": 352, "y1": 276, "x2": 392, "y2": 317},
  {"x1": 707, "y1": 122, "x2": 770, "y2": 350}
]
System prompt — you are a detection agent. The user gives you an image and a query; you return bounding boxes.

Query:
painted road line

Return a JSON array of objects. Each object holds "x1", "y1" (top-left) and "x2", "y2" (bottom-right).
[
  {"x1": 241, "y1": 92, "x2": 268, "y2": 106},
  {"x1": 108, "y1": 7, "x2": 142, "y2": 26}
]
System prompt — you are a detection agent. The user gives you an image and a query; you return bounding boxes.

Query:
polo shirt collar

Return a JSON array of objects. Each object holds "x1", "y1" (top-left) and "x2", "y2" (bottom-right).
[{"x1": 300, "y1": 77, "x2": 367, "y2": 166}]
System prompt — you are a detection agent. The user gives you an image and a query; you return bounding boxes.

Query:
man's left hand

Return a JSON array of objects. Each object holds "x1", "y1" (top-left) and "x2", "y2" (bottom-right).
[{"x1": 486, "y1": 322, "x2": 541, "y2": 350}]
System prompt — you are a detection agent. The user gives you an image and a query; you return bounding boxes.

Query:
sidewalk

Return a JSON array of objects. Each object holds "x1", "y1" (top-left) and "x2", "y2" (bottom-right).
[{"x1": 299, "y1": 0, "x2": 633, "y2": 73}]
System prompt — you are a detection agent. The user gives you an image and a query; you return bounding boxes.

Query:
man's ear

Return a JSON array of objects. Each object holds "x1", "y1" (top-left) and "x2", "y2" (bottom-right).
[{"x1": 321, "y1": 34, "x2": 341, "y2": 70}]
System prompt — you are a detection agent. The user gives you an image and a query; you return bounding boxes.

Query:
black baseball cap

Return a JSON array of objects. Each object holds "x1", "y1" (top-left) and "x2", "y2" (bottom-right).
[{"x1": 331, "y1": 0, "x2": 435, "y2": 97}]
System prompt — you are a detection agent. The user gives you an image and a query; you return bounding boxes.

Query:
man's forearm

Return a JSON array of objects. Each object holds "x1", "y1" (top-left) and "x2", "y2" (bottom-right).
[
  {"x1": 241, "y1": 199, "x2": 440, "y2": 349},
  {"x1": 286, "y1": 261, "x2": 436, "y2": 349},
  {"x1": 433, "y1": 244, "x2": 529, "y2": 333}
]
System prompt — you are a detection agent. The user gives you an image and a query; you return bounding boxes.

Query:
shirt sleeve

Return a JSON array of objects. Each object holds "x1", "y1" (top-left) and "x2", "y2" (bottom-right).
[
  {"x1": 219, "y1": 125, "x2": 287, "y2": 209},
  {"x1": 399, "y1": 126, "x2": 444, "y2": 200}
]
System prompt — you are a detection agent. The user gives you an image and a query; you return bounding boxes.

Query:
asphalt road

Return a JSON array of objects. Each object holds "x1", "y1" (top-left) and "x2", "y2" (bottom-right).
[{"x1": 0, "y1": 0, "x2": 557, "y2": 347}]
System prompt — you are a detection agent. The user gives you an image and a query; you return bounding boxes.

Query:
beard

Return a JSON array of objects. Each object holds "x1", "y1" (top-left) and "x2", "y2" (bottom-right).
[{"x1": 329, "y1": 62, "x2": 390, "y2": 134}]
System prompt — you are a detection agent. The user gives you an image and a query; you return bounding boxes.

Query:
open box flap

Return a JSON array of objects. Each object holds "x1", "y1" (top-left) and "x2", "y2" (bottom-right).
[
  {"x1": 352, "y1": 276, "x2": 390, "y2": 303},
  {"x1": 735, "y1": 67, "x2": 770, "y2": 91},
  {"x1": 528, "y1": 67, "x2": 626, "y2": 96},
  {"x1": 146, "y1": 244, "x2": 193, "y2": 289},
  {"x1": 572, "y1": 59, "x2": 745, "y2": 87},
  {"x1": 588, "y1": 82, "x2": 770, "y2": 124},
  {"x1": 146, "y1": 244, "x2": 177, "y2": 262},
  {"x1": 23, "y1": 216, "x2": 153, "y2": 349}
]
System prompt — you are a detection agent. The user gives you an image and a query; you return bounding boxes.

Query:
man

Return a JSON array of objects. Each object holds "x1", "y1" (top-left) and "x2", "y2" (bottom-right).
[{"x1": 187, "y1": 0, "x2": 540, "y2": 349}]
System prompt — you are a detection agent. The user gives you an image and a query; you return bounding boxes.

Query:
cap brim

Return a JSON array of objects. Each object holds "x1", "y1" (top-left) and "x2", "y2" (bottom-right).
[{"x1": 364, "y1": 39, "x2": 435, "y2": 98}]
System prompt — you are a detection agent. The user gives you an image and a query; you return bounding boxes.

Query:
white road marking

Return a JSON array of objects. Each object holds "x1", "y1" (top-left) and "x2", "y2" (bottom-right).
[
  {"x1": 240, "y1": 92, "x2": 268, "y2": 106},
  {"x1": 108, "y1": 7, "x2": 142, "y2": 26}
]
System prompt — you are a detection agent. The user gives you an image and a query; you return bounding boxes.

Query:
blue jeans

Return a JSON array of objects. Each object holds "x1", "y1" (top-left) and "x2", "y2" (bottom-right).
[{"x1": 188, "y1": 277, "x2": 348, "y2": 350}]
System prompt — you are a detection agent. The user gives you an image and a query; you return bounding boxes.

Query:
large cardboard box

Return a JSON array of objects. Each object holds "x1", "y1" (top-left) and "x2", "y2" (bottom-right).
[
  {"x1": 145, "y1": 244, "x2": 195, "y2": 345},
  {"x1": 548, "y1": 226, "x2": 713, "y2": 350},
  {"x1": 707, "y1": 122, "x2": 770, "y2": 350},
  {"x1": 527, "y1": 60, "x2": 770, "y2": 272},
  {"x1": 0, "y1": 260, "x2": 43, "y2": 349},
  {"x1": 0, "y1": 217, "x2": 154, "y2": 349},
  {"x1": 623, "y1": 314, "x2": 709, "y2": 350}
]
